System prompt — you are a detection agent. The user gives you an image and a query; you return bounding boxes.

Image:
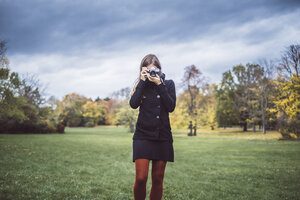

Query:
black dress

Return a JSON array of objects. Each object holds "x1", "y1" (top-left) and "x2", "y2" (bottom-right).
[{"x1": 129, "y1": 77, "x2": 176, "y2": 163}]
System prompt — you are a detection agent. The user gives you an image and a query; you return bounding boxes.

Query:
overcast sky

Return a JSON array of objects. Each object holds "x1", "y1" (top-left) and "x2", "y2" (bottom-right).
[{"x1": 1, "y1": 0, "x2": 300, "y2": 101}]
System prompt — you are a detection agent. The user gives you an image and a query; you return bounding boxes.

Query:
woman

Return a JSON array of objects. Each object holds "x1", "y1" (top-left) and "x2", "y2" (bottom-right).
[{"x1": 129, "y1": 54, "x2": 176, "y2": 200}]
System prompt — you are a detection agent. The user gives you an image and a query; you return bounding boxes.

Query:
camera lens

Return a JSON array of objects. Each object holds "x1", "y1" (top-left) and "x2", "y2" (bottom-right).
[{"x1": 150, "y1": 71, "x2": 156, "y2": 77}]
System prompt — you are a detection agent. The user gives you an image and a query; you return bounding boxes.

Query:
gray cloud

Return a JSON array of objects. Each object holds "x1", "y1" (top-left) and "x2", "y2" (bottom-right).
[
  {"x1": 1, "y1": 0, "x2": 299, "y2": 55},
  {"x1": 1, "y1": 0, "x2": 300, "y2": 100}
]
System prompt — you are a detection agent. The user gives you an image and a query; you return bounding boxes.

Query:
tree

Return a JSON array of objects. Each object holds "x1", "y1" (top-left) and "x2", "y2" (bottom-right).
[
  {"x1": 82, "y1": 100, "x2": 106, "y2": 127},
  {"x1": 58, "y1": 93, "x2": 88, "y2": 127},
  {"x1": 111, "y1": 87, "x2": 131, "y2": 101},
  {"x1": 0, "y1": 40, "x2": 64, "y2": 133},
  {"x1": 169, "y1": 92, "x2": 190, "y2": 130},
  {"x1": 214, "y1": 70, "x2": 238, "y2": 128},
  {"x1": 113, "y1": 103, "x2": 138, "y2": 133},
  {"x1": 180, "y1": 64, "x2": 208, "y2": 135},
  {"x1": 257, "y1": 58, "x2": 277, "y2": 134},
  {"x1": 273, "y1": 44, "x2": 300, "y2": 139},
  {"x1": 232, "y1": 63, "x2": 264, "y2": 131},
  {"x1": 278, "y1": 44, "x2": 299, "y2": 79},
  {"x1": 112, "y1": 86, "x2": 139, "y2": 133},
  {"x1": 232, "y1": 64, "x2": 250, "y2": 131},
  {"x1": 18, "y1": 73, "x2": 47, "y2": 107},
  {"x1": 201, "y1": 83, "x2": 218, "y2": 130},
  {"x1": 246, "y1": 64, "x2": 264, "y2": 132}
]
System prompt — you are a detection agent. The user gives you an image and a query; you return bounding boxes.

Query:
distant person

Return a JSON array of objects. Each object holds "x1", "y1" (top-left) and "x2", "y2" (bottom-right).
[{"x1": 129, "y1": 54, "x2": 176, "y2": 200}]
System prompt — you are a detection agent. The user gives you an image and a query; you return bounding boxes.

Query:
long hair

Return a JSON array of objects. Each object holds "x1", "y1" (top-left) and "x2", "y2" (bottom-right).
[{"x1": 130, "y1": 54, "x2": 162, "y2": 96}]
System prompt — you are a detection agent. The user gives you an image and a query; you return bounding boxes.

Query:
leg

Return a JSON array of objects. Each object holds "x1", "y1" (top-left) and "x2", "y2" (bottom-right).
[
  {"x1": 150, "y1": 160, "x2": 167, "y2": 200},
  {"x1": 133, "y1": 158, "x2": 150, "y2": 200}
]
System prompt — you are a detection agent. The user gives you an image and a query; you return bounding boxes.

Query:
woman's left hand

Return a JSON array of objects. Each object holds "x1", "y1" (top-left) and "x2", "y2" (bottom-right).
[{"x1": 147, "y1": 73, "x2": 162, "y2": 85}]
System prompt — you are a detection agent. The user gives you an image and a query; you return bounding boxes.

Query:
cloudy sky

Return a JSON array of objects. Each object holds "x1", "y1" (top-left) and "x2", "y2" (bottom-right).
[{"x1": 1, "y1": 0, "x2": 300, "y2": 101}]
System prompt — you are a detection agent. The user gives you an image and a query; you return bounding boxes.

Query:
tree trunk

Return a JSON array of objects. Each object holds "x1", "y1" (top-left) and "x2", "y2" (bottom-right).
[
  {"x1": 193, "y1": 121, "x2": 197, "y2": 136},
  {"x1": 252, "y1": 123, "x2": 256, "y2": 132},
  {"x1": 243, "y1": 122, "x2": 247, "y2": 131},
  {"x1": 261, "y1": 96, "x2": 266, "y2": 134},
  {"x1": 129, "y1": 123, "x2": 135, "y2": 133},
  {"x1": 188, "y1": 121, "x2": 193, "y2": 136}
]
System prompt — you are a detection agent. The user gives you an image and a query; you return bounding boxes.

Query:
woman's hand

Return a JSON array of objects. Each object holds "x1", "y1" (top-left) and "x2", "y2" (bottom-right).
[
  {"x1": 147, "y1": 73, "x2": 162, "y2": 85},
  {"x1": 140, "y1": 67, "x2": 148, "y2": 81}
]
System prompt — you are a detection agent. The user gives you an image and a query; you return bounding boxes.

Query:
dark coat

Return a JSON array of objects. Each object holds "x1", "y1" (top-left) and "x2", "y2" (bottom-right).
[{"x1": 129, "y1": 77, "x2": 176, "y2": 142}]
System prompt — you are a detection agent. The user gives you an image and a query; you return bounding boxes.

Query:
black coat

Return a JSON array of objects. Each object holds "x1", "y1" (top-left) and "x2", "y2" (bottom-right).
[{"x1": 129, "y1": 77, "x2": 176, "y2": 142}]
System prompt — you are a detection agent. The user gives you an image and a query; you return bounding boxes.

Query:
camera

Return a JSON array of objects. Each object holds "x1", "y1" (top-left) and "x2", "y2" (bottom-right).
[
  {"x1": 146, "y1": 66, "x2": 166, "y2": 84},
  {"x1": 147, "y1": 66, "x2": 162, "y2": 77}
]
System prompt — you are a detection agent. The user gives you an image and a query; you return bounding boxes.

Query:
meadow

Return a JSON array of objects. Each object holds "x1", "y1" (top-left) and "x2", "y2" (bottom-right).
[{"x1": 0, "y1": 126, "x2": 299, "y2": 200}]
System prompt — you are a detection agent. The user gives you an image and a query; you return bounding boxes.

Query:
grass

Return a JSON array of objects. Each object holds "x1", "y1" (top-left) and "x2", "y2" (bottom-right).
[{"x1": 0, "y1": 126, "x2": 299, "y2": 200}]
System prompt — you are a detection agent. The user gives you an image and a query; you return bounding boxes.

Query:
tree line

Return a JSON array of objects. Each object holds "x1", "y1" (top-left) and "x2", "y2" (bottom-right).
[{"x1": 0, "y1": 40, "x2": 299, "y2": 139}]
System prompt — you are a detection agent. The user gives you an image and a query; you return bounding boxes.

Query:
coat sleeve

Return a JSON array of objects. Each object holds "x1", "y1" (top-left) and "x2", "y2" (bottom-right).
[
  {"x1": 157, "y1": 79, "x2": 176, "y2": 112},
  {"x1": 129, "y1": 79, "x2": 146, "y2": 109}
]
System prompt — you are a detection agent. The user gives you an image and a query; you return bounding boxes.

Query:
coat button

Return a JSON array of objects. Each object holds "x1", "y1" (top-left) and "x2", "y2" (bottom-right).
[
  {"x1": 156, "y1": 115, "x2": 160, "y2": 119},
  {"x1": 157, "y1": 105, "x2": 160, "y2": 108},
  {"x1": 157, "y1": 94, "x2": 160, "y2": 98}
]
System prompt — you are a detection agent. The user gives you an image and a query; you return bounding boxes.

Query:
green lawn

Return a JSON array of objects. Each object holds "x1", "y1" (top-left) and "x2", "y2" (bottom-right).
[{"x1": 0, "y1": 126, "x2": 299, "y2": 200}]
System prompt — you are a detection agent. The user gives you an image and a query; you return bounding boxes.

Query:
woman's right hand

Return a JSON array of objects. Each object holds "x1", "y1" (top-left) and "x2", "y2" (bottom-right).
[{"x1": 140, "y1": 67, "x2": 148, "y2": 81}]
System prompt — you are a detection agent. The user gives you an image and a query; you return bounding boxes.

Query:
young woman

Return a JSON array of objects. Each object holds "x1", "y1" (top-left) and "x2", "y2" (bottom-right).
[{"x1": 129, "y1": 54, "x2": 176, "y2": 200}]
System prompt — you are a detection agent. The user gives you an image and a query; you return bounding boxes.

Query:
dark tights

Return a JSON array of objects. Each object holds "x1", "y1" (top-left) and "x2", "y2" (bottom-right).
[{"x1": 133, "y1": 158, "x2": 167, "y2": 200}]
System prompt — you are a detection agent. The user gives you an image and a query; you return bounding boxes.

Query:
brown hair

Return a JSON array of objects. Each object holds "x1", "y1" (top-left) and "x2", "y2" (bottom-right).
[{"x1": 130, "y1": 54, "x2": 162, "y2": 96}]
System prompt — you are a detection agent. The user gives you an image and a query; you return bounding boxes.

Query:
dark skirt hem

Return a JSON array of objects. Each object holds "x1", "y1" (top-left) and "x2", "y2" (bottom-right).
[
  {"x1": 133, "y1": 156, "x2": 174, "y2": 162},
  {"x1": 132, "y1": 139, "x2": 174, "y2": 163}
]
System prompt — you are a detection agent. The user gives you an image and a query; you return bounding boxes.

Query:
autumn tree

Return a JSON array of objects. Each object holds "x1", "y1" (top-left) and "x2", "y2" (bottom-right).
[
  {"x1": 199, "y1": 83, "x2": 218, "y2": 130},
  {"x1": 273, "y1": 44, "x2": 300, "y2": 139},
  {"x1": 181, "y1": 64, "x2": 208, "y2": 135},
  {"x1": 82, "y1": 100, "x2": 106, "y2": 127}
]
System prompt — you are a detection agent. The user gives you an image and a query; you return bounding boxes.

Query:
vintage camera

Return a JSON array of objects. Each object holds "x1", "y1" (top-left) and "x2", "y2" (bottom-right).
[
  {"x1": 146, "y1": 66, "x2": 166, "y2": 84},
  {"x1": 147, "y1": 66, "x2": 162, "y2": 77}
]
